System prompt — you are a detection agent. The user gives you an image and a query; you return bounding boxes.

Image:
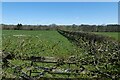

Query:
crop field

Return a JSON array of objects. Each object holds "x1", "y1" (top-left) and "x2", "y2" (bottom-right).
[{"x1": 2, "y1": 30, "x2": 120, "y2": 79}]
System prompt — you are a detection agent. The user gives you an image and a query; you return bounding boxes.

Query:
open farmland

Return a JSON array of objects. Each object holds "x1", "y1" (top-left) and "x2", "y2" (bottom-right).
[
  {"x1": 2, "y1": 2, "x2": 120, "y2": 80},
  {"x1": 93, "y1": 32, "x2": 120, "y2": 41},
  {"x1": 2, "y1": 30, "x2": 120, "y2": 79},
  {"x1": 2, "y1": 30, "x2": 81, "y2": 58},
  {"x1": 2, "y1": 30, "x2": 83, "y2": 79}
]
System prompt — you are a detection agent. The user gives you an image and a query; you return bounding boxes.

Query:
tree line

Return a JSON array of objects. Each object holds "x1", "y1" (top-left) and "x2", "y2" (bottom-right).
[{"x1": 1, "y1": 24, "x2": 120, "y2": 32}]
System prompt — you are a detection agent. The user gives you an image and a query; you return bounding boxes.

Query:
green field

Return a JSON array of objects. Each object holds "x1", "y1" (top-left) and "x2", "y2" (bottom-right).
[
  {"x1": 3, "y1": 31, "x2": 119, "y2": 56},
  {"x1": 2, "y1": 30, "x2": 120, "y2": 79},
  {"x1": 93, "y1": 32, "x2": 120, "y2": 41},
  {"x1": 2, "y1": 30, "x2": 84, "y2": 78},
  {"x1": 2, "y1": 30, "x2": 82, "y2": 58}
]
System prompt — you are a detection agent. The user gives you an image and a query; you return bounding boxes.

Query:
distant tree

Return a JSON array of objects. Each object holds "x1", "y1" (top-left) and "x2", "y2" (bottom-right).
[
  {"x1": 72, "y1": 24, "x2": 78, "y2": 28},
  {"x1": 49, "y1": 24, "x2": 57, "y2": 27},
  {"x1": 16, "y1": 23, "x2": 22, "y2": 30}
]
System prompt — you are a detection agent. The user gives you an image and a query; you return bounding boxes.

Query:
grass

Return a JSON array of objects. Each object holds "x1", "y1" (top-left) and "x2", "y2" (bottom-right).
[
  {"x1": 2, "y1": 30, "x2": 82, "y2": 78},
  {"x1": 2, "y1": 30, "x2": 82, "y2": 58},
  {"x1": 3, "y1": 30, "x2": 119, "y2": 58},
  {"x1": 2, "y1": 30, "x2": 120, "y2": 78},
  {"x1": 93, "y1": 32, "x2": 120, "y2": 41},
  {"x1": 2, "y1": 30, "x2": 83, "y2": 77}
]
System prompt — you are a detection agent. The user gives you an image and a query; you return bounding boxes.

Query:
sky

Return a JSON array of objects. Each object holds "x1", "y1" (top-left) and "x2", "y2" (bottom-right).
[
  {"x1": 2, "y1": 2, "x2": 118, "y2": 25},
  {"x1": 1, "y1": 0, "x2": 120, "y2": 2}
]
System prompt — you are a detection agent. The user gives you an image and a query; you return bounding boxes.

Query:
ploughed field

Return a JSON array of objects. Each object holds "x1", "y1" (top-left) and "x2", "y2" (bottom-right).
[{"x1": 2, "y1": 30, "x2": 120, "y2": 79}]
